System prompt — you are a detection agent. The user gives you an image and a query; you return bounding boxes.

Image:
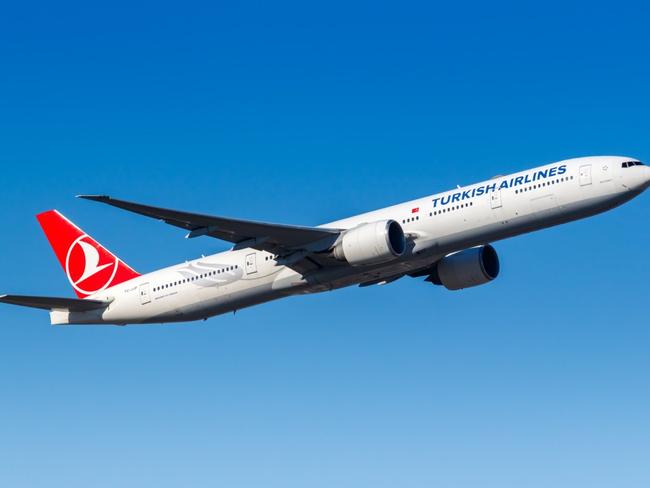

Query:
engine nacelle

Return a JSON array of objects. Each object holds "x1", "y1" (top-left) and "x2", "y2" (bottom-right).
[
  {"x1": 333, "y1": 220, "x2": 405, "y2": 266},
  {"x1": 429, "y1": 244, "x2": 500, "y2": 290}
]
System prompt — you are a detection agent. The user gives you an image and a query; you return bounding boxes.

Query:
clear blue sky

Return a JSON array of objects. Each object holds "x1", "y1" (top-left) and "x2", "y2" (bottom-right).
[{"x1": 1, "y1": 1, "x2": 649, "y2": 487}]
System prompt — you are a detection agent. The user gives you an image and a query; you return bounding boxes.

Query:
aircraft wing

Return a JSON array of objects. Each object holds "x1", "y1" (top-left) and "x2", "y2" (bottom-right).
[
  {"x1": 0, "y1": 294, "x2": 111, "y2": 312},
  {"x1": 78, "y1": 195, "x2": 341, "y2": 255}
]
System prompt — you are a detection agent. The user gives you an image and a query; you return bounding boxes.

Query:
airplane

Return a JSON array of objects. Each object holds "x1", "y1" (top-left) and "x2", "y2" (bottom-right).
[{"x1": 1, "y1": 155, "x2": 648, "y2": 325}]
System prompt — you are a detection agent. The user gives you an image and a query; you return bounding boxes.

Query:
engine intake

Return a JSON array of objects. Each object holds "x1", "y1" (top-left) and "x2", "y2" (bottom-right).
[
  {"x1": 333, "y1": 220, "x2": 405, "y2": 266},
  {"x1": 428, "y1": 244, "x2": 500, "y2": 290}
]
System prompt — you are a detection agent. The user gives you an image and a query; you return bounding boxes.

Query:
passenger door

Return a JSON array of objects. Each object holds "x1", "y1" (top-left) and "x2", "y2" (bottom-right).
[
  {"x1": 490, "y1": 189, "x2": 502, "y2": 209},
  {"x1": 579, "y1": 165, "x2": 592, "y2": 186},
  {"x1": 139, "y1": 283, "x2": 151, "y2": 305},
  {"x1": 245, "y1": 253, "x2": 257, "y2": 275}
]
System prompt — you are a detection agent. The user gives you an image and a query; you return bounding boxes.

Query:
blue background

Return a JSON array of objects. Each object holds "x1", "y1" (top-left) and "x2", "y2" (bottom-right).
[{"x1": 1, "y1": 1, "x2": 649, "y2": 486}]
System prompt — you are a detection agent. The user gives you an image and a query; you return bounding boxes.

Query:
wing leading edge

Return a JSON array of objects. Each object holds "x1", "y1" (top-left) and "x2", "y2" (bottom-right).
[{"x1": 78, "y1": 195, "x2": 341, "y2": 255}]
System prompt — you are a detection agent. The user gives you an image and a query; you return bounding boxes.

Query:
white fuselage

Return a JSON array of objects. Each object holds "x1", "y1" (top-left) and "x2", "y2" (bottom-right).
[{"x1": 51, "y1": 156, "x2": 650, "y2": 325}]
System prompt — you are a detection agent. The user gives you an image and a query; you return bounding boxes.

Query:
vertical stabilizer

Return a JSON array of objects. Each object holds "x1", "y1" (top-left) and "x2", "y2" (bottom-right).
[{"x1": 36, "y1": 210, "x2": 140, "y2": 298}]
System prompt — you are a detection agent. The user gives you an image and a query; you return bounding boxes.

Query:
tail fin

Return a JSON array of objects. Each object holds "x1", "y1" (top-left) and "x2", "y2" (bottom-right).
[{"x1": 36, "y1": 210, "x2": 140, "y2": 298}]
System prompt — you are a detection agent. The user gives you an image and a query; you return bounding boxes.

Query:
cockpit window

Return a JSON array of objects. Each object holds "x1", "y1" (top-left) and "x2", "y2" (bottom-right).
[{"x1": 623, "y1": 161, "x2": 644, "y2": 168}]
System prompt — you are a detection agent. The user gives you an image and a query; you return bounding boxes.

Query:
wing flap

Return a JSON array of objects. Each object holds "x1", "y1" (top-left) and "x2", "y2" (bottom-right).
[
  {"x1": 78, "y1": 195, "x2": 340, "y2": 255},
  {"x1": 0, "y1": 294, "x2": 111, "y2": 312}
]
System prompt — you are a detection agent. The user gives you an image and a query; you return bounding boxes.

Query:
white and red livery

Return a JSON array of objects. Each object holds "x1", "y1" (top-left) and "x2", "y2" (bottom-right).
[{"x1": 1, "y1": 155, "x2": 648, "y2": 325}]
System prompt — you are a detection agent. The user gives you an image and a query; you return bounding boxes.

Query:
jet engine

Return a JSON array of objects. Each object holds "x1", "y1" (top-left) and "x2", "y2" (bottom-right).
[
  {"x1": 427, "y1": 244, "x2": 500, "y2": 290},
  {"x1": 333, "y1": 220, "x2": 405, "y2": 266}
]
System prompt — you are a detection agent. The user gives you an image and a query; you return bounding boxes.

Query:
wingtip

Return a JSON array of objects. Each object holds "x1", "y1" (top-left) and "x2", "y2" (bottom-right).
[{"x1": 77, "y1": 194, "x2": 110, "y2": 201}]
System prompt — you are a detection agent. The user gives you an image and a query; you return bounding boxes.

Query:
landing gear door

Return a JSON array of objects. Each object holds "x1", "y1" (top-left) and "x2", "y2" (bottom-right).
[
  {"x1": 139, "y1": 283, "x2": 151, "y2": 305},
  {"x1": 490, "y1": 189, "x2": 502, "y2": 209},
  {"x1": 579, "y1": 164, "x2": 592, "y2": 186},
  {"x1": 245, "y1": 253, "x2": 257, "y2": 275}
]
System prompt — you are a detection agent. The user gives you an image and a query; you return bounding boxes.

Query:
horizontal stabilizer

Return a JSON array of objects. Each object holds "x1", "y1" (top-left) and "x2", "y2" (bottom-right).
[{"x1": 0, "y1": 294, "x2": 111, "y2": 312}]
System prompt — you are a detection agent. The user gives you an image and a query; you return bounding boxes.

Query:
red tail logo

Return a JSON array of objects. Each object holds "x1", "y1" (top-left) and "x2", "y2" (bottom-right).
[{"x1": 36, "y1": 210, "x2": 140, "y2": 298}]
